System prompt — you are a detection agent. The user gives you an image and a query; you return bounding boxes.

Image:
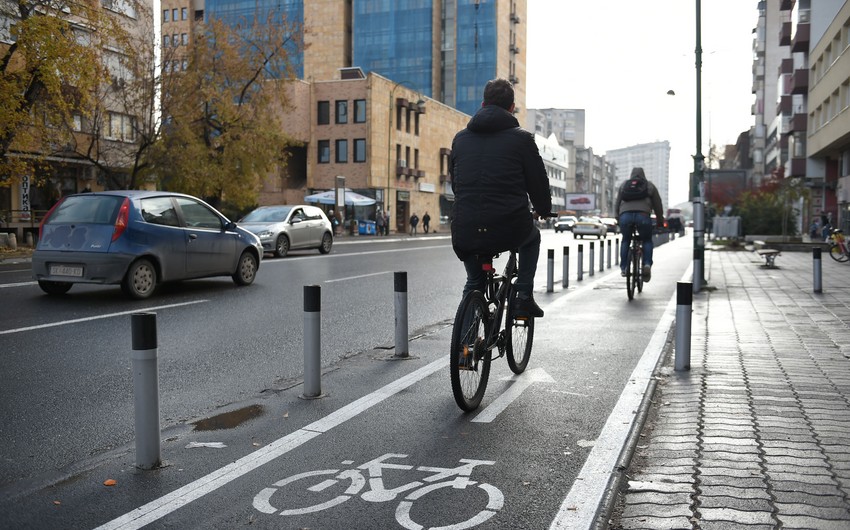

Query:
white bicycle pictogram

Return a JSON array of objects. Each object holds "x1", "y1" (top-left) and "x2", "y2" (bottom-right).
[{"x1": 253, "y1": 453, "x2": 504, "y2": 529}]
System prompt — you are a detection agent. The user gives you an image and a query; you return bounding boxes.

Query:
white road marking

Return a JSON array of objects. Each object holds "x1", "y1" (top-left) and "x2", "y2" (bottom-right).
[
  {"x1": 471, "y1": 368, "x2": 555, "y2": 423},
  {"x1": 94, "y1": 357, "x2": 447, "y2": 530},
  {"x1": 549, "y1": 265, "x2": 692, "y2": 530},
  {"x1": 259, "y1": 244, "x2": 449, "y2": 264},
  {"x1": 0, "y1": 300, "x2": 209, "y2": 336},
  {"x1": 0, "y1": 281, "x2": 36, "y2": 288},
  {"x1": 324, "y1": 271, "x2": 392, "y2": 283}
]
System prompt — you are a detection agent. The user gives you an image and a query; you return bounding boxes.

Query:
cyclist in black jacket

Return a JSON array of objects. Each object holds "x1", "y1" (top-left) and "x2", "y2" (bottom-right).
[{"x1": 449, "y1": 78, "x2": 552, "y2": 317}]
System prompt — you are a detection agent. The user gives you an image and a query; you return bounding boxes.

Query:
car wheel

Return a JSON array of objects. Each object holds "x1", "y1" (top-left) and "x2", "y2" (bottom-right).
[
  {"x1": 232, "y1": 251, "x2": 258, "y2": 286},
  {"x1": 38, "y1": 280, "x2": 72, "y2": 295},
  {"x1": 318, "y1": 232, "x2": 333, "y2": 254},
  {"x1": 274, "y1": 234, "x2": 290, "y2": 258},
  {"x1": 122, "y1": 258, "x2": 157, "y2": 299}
]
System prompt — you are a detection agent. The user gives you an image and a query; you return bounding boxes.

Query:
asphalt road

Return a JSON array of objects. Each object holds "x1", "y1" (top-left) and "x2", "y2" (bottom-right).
[{"x1": 0, "y1": 230, "x2": 694, "y2": 529}]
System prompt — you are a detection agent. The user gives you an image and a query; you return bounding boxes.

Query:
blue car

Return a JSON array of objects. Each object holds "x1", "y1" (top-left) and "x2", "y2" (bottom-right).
[{"x1": 32, "y1": 190, "x2": 263, "y2": 299}]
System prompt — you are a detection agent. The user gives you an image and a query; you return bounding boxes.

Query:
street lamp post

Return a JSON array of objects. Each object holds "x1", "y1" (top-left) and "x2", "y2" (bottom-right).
[{"x1": 692, "y1": 0, "x2": 706, "y2": 293}]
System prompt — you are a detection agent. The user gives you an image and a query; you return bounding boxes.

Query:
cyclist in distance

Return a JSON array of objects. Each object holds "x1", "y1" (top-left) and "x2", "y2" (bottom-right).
[
  {"x1": 616, "y1": 167, "x2": 665, "y2": 282},
  {"x1": 449, "y1": 78, "x2": 552, "y2": 317}
]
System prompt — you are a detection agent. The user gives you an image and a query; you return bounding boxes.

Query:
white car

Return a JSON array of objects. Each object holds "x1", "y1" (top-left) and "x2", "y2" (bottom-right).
[
  {"x1": 554, "y1": 215, "x2": 577, "y2": 233},
  {"x1": 239, "y1": 204, "x2": 333, "y2": 257},
  {"x1": 572, "y1": 216, "x2": 608, "y2": 239}
]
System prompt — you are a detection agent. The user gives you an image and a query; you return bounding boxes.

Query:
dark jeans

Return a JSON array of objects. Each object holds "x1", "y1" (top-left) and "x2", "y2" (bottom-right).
[
  {"x1": 619, "y1": 211, "x2": 654, "y2": 269},
  {"x1": 462, "y1": 227, "x2": 541, "y2": 299}
]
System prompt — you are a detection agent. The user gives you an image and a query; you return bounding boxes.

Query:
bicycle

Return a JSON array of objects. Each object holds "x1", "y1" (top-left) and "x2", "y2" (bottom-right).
[
  {"x1": 828, "y1": 229, "x2": 850, "y2": 262},
  {"x1": 625, "y1": 225, "x2": 644, "y2": 300},
  {"x1": 450, "y1": 249, "x2": 534, "y2": 411}
]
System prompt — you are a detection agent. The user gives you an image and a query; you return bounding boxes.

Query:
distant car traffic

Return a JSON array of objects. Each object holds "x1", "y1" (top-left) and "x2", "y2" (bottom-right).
[
  {"x1": 32, "y1": 191, "x2": 263, "y2": 299},
  {"x1": 554, "y1": 215, "x2": 577, "y2": 233},
  {"x1": 599, "y1": 217, "x2": 619, "y2": 234},
  {"x1": 239, "y1": 204, "x2": 333, "y2": 257},
  {"x1": 572, "y1": 216, "x2": 608, "y2": 239}
]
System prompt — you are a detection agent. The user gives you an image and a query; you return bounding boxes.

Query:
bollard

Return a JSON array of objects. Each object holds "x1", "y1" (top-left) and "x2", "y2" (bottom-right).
[
  {"x1": 25, "y1": 231, "x2": 34, "y2": 247},
  {"x1": 589, "y1": 242, "x2": 595, "y2": 277},
  {"x1": 303, "y1": 285, "x2": 322, "y2": 398},
  {"x1": 607, "y1": 239, "x2": 612, "y2": 269},
  {"x1": 8, "y1": 232, "x2": 17, "y2": 250},
  {"x1": 577, "y1": 244, "x2": 584, "y2": 282},
  {"x1": 562, "y1": 246, "x2": 569, "y2": 289},
  {"x1": 394, "y1": 272, "x2": 409, "y2": 358},
  {"x1": 813, "y1": 247, "x2": 823, "y2": 293},
  {"x1": 546, "y1": 248, "x2": 554, "y2": 293},
  {"x1": 693, "y1": 248, "x2": 703, "y2": 294},
  {"x1": 130, "y1": 313, "x2": 162, "y2": 469},
  {"x1": 675, "y1": 282, "x2": 692, "y2": 371},
  {"x1": 615, "y1": 238, "x2": 620, "y2": 267},
  {"x1": 599, "y1": 240, "x2": 604, "y2": 272}
]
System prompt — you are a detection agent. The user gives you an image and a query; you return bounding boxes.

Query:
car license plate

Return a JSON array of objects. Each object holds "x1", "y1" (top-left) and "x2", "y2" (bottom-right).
[{"x1": 50, "y1": 265, "x2": 83, "y2": 277}]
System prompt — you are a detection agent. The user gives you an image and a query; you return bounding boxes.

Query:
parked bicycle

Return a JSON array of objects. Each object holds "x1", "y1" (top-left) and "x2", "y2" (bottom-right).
[
  {"x1": 450, "y1": 249, "x2": 534, "y2": 411},
  {"x1": 625, "y1": 225, "x2": 644, "y2": 300},
  {"x1": 828, "y1": 229, "x2": 850, "y2": 263}
]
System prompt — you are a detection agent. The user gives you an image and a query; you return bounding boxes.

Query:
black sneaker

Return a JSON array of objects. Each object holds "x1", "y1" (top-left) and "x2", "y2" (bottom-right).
[
  {"x1": 513, "y1": 293, "x2": 544, "y2": 318},
  {"x1": 642, "y1": 265, "x2": 651, "y2": 282}
]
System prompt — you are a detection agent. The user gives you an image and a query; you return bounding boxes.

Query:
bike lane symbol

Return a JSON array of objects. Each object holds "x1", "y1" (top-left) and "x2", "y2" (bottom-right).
[{"x1": 253, "y1": 453, "x2": 504, "y2": 529}]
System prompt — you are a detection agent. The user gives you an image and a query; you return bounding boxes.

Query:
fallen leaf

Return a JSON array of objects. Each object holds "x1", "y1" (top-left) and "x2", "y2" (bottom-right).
[
  {"x1": 252, "y1": 442, "x2": 260, "y2": 447},
  {"x1": 53, "y1": 500, "x2": 61, "y2": 505},
  {"x1": 103, "y1": 479, "x2": 117, "y2": 487},
  {"x1": 283, "y1": 412, "x2": 289, "y2": 418}
]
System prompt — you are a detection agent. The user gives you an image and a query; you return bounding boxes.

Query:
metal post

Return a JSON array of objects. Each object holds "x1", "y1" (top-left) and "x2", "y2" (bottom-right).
[
  {"x1": 607, "y1": 239, "x2": 612, "y2": 269},
  {"x1": 615, "y1": 238, "x2": 620, "y2": 267},
  {"x1": 693, "y1": 247, "x2": 703, "y2": 294},
  {"x1": 599, "y1": 240, "x2": 604, "y2": 272},
  {"x1": 675, "y1": 282, "x2": 692, "y2": 371},
  {"x1": 692, "y1": 0, "x2": 706, "y2": 293},
  {"x1": 813, "y1": 247, "x2": 823, "y2": 293},
  {"x1": 562, "y1": 246, "x2": 569, "y2": 289},
  {"x1": 303, "y1": 285, "x2": 322, "y2": 398},
  {"x1": 130, "y1": 313, "x2": 161, "y2": 470},
  {"x1": 577, "y1": 244, "x2": 584, "y2": 282},
  {"x1": 547, "y1": 248, "x2": 554, "y2": 293},
  {"x1": 589, "y1": 242, "x2": 595, "y2": 277},
  {"x1": 394, "y1": 272, "x2": 409, "y2": 358}
]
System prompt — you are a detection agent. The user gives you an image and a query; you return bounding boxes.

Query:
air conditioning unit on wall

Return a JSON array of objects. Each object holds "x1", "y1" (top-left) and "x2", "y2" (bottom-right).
[{"x1": 398, "y1": 159, "x2": 407, "y2": 168}]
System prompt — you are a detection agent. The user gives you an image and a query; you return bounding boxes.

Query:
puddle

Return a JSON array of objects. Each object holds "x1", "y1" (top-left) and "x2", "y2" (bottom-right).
[{"x1": 192, "y1": 404, "x2": 264, "y2": 431}]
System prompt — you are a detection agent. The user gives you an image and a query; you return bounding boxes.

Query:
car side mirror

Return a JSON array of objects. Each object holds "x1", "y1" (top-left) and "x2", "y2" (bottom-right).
[
  {"x1": 225, "y1": 221, "x2": 237, "y2": 231},
  {"x1": 290, "y1": 217, "x2": 302, "y2": 224}
]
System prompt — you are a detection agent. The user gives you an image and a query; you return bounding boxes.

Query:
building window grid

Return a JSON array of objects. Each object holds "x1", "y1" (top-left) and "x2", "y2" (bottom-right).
[{"x1": 335, "y1": 100, "x2": 348, "y2": 124}]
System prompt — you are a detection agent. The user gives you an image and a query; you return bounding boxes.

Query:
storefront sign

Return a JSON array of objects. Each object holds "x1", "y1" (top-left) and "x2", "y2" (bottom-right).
[
  {"x1": 20, "y1": 175, "x2": 31, "y2": 220},
  {"x1": 419, "y1": 183, "x2": 436, "y2": 193},
  {"x1": 397, "y1": 191, "x2": 410, "y2": 202}
]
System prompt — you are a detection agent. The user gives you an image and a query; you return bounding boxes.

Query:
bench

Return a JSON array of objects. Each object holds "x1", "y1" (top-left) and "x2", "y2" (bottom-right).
[{"x1": 753, "y1": 240, "x2": 780, "y2": 268}]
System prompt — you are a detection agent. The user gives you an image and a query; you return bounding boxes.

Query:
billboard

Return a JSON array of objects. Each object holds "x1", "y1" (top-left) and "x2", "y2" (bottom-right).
[{"x1": 566, "y1": 193, "x2": 596, "y2": 211}]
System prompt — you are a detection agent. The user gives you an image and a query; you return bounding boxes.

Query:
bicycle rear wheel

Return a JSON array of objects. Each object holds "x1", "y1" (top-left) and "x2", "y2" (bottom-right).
[
  {"x1": 636, "y1": 249, "x2": 644, "y2": 293},
  {"x1": 450, "y1": 291, "x2": 492, "y2": 411},
  {"x1": 626, "y1": 248, "x2": 636, "y2": 300},
  {"x1": 506, "y1": 295, "x2": 534, "y2": 374}
]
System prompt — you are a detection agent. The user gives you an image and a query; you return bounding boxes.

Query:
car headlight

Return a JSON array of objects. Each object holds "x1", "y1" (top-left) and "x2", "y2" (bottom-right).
[{"x1": 257, "y1": 230, "x2": 273, "y2": 238}]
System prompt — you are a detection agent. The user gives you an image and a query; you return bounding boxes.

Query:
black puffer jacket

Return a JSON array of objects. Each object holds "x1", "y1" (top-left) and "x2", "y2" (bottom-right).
[{"x1": 449, "y1": 105, "x2": 551, "y2": 261}]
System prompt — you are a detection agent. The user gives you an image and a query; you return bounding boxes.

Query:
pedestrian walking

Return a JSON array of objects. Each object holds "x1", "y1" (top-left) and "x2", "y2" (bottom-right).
[
  {"x1": 409, "y1": 213, "x2": 419, "y2": 236},
  {"x1": 384, "y1": 209, "x2": 391, "y2": 235},
  {"x1": 376, "y1": 210, "x2": 385, "y2": 236},
  {"x1": 422, "y1": 212, "x2": 431, "y2": 234}
]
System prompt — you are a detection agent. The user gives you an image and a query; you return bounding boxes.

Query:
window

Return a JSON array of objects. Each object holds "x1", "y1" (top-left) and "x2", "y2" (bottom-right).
[
  {"x1": 414, "y1": 149, "x2": 419, "y2": 168},
  {"x1": 163, "y1": 9, "x2": 169, "y2": 22},
  {"x1": 175, "y1": 198, "x2": 222, "y2": 229},
  {"x1": 354, "y1": 99, "x2": 366, "y2": 123},
  {"x1": 181, "y1": 7, "x2": 188, "y2": 20},
  {"x1": 335, "y1": 100, "x2": 348, "y2": 124},
  {"x1": 354, "y1": 139, "x2": 366, "y2": 162},
  {"x1": 140, "y1": 197, "x2": 179, "y2": 227},
  {"x1": 107, "y1": 112, "x2": 136, "y2": 142},
  {"x1": 406, "y1": 109, "x2": 412, "y2": 133},
  {"x1": 172, "y1": 8, "x2": 178, "y2": 21},
  {"x1": 415, "y1": 112, "x2": 420, "y2": 135},
  {"x1": 336, "y1": 139, "x2": 348, "y2": 163},
  {"x1": 181, "y1": 33, "x2": 188, "y2": 46},
  {"x1": 396, "y1": 105, "x2": 402, "y2": 130},
  {"x1": 172, "y1": 34, "x2": 178, "y2": 47},
  {"x1": 317, "y1": 101, "x2": 330, "y2": 125},
  {"x1": 318, "y1": 140, "x2": 330, "y2": 163},
  {"x1": 102, "y1": 0, "x2": 136, "y2": 18},
  {"x1": 163, "y1": 34, "x2": 170, "y2": 47},
  {"x1": 72, "y1": 113, "x2": 82, "y2": 132}
]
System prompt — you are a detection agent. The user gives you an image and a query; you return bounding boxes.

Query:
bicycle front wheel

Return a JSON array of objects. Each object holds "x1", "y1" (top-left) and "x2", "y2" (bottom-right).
[
  {"x1": 450, "y1": 291, "x2": 492, "y2": 411},
  {"x1": 636, "y1": 250, "x2": 644, "y2": 293},
  {"x1": 626, "y1": 248, "x2": 636, "y2": 300},
  {"x1": 829, "y1": 243, "x2": 849, "y2": 262},
  {"x1": 506, "y1": 296, "x2": 534, "y2": 374}
]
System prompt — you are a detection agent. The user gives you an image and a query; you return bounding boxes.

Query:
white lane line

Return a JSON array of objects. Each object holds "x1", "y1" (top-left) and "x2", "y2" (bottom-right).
[
  {"x1": 95, "y1": 357, "x2": 447, "y2": 530},
  {"x1": 549, "y1": 265, "x2": 693, "y2": 530},
  {"x1": 260, "y1": 244, "x2": 449, "y2": 264},
  {"x1": 0, "y1": 300, "x2": 209, "y2": 336},
  {"x1": 472, "y1": 368, "x2": 555, "y2": 424},
  {"x1": 324, "y1": 271, "x2": 391, "y2": 283},
  {"x1": 0, "y1": 281, "x2": 36, "y2": 288}
]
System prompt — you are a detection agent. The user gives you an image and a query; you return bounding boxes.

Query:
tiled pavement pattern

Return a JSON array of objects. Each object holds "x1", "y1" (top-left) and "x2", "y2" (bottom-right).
[{"x1": 612, "y1": 248, "x2": 850, "y2": 530}]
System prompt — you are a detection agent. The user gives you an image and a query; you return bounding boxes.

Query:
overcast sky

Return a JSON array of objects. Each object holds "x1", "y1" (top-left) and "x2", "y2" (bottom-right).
[{"x1": 526, "y1": 0, "x2": 758, "y2": 205}]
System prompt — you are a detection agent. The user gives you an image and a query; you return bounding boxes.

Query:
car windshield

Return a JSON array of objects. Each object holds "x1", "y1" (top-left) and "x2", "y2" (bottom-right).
[
  {"x1": 48, "y1": 195, "x2": 123, "y2": 224},
  {"x1": 241, "y1": 206, "x2": 292, "y2": 223},
  {"x1": 579, "y1": 217, "x2": 595, "y2": 222}
]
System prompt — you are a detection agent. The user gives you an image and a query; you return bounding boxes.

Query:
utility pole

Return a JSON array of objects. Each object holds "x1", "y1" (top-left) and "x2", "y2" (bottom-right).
[{"x1": 692, "y1": 0, "x2": 706, "y2": 293}]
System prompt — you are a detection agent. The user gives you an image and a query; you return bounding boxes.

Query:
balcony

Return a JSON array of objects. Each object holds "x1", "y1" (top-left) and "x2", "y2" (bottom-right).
[
  {"x1": 791, "y1": 23, "x2": 809, "y2": 53},
  {"x1": 777, "y1": 95, "x2": 792, "y2": 115},
  {"x1": 780, "y1": 58, "x2": 793, "y2": 74},
  {"x1": 789, "y1": 157, "x2": 806, "y2": 177},
  {"x1": 779, "y1": 21, "x2": 792, "y2": 46},
  {"x1": 780, "y1": 0, "x2": 792, "y2": 11},
  {"x1": 791, "y1": 68, "x2": 808, "y2": 94},
  {"x1": 791, "y1": 112, "x2": 807, "y2": 133}
]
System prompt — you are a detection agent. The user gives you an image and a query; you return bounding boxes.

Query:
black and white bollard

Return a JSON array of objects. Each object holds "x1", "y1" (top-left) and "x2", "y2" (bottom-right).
[
  {"x1": 577, "y1": 244, "x2": 584, "y2": 282},
  {"x1": 394, "y1": 272, "x2": 409, "y2": 358},
  {"x1": 615, "y1": 238, "x2": 620, "y2": 267},
  {"x1": 599, "y1": 240, "x2": 604, "y2": 272},
  {"x1": 130, "y1": 313, "x2": 161, "y2": 469},
  {"x1": 693, "y1": 248, "x2": 703, "y2": 294},
  {"x1": 562, "y1": 246, "x2": 569, "y2": 289},
  {"x1": 813, "y1": 247, "x2": 823, "y2": 293},
  {"x1": 675, "y1": 282, "x2": 692, "y2": 371},
  {"x1": 607, "y1": 239, "x2": 612, "y2": 269},
  {"x1": 589, "y1": 242, "x2": 595, "y2": 277},
  {"x1": 547, "y1": 248, "x2": 554, "y2": 293},
  {"x1": 303, "y1": 285, "x2": 322, "y2": 398}
]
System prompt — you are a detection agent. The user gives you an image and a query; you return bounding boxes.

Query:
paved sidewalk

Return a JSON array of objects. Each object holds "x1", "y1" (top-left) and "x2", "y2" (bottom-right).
[{"x1": 612, "y1": 247, "x2": 850, "y2": 529}]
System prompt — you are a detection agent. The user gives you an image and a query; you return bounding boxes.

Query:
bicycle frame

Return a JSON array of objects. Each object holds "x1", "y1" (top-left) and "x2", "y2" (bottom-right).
[{"x1": 479, "y1": 251, "x2": 517, "y2": 355}]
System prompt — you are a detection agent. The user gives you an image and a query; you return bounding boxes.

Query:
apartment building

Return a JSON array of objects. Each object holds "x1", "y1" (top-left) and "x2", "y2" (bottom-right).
[
  {"x1": 605, "y1": 141, "x2": 671, "y2": 210},
  {"x1": 527, "y1": 108, "x2": 586, "y2": 149}
]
